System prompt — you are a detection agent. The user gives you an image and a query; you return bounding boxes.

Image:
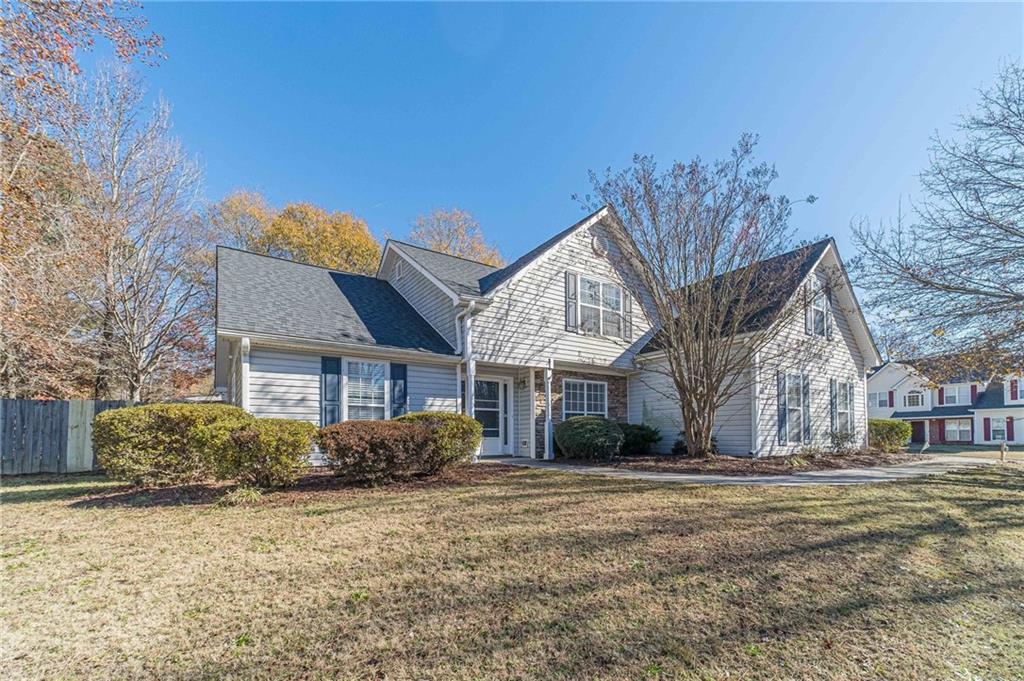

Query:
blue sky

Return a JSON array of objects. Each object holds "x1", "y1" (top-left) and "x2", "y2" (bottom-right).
[{"x1": 129, "y1": 1, "x2": 1022, "y2": 263}]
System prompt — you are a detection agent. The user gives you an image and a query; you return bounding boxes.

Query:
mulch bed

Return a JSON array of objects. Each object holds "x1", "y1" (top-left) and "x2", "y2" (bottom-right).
[{"x1": 558, "y1": 450, "x2": 925, "y2": 476}]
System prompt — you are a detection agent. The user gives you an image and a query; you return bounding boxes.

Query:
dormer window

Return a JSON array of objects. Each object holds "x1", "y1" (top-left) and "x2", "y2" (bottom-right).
[
  {"x1": 942, "y1": 386, "x2": 970, "y2": 405},
  {"x1": 905, "y1": 390, "x2": 924, "y2": 408}
]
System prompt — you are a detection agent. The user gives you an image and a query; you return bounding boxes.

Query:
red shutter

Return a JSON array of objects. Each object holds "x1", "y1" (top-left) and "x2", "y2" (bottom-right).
[
  {"x1": 970, "y1": 384, "x2": 978, "y2": 404},
  {"x1": 1012, "y1": 380, "x2": 1019, "y2": 401},
  {"x1": 888, "y1": 391, "x2": 894, "y2": 408},
  {"x1": 938, "y1": 387, "x2": 944, "y2": 405},
  {"x1": 1008, "y1": 417, "x2": 1015, "y2": 442},
  {"x1": 984, "y1": 417, "x2": 992, "y2": 441},
  {"x1": 937, "y1": 419, "x2": 946, "y2": 444}
]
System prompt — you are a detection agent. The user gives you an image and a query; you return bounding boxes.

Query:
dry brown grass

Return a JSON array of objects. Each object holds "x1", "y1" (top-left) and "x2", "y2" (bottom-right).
[
  {"x1": 2, "y1": 465, "x2": 1023, "y2": 680},
  {"x1": 561, "y1": 450, "x2": 925, "y2": 476}
]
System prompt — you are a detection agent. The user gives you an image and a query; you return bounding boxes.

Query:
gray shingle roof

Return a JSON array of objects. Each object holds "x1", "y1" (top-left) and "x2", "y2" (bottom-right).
[
  {"x1": 216, "y1": 247, "x2": 456, "y2": 355},
  {"x1": 639, "y1": 238, "x2": 834, "y2": 354},
  {"x1": 972, "y1": 382, "x2": 1007, "y2": 411},
  {"x1": 389, "y1": 241, "x2": 498, "y2": 297},
  {"x1": 891, "y1": 406, "x2": 975, "y2": 419}
]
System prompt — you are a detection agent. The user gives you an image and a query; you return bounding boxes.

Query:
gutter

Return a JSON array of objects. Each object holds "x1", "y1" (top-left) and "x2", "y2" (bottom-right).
[{"x1": 215, "y1": 329, "x2": 462, "y2": 364}]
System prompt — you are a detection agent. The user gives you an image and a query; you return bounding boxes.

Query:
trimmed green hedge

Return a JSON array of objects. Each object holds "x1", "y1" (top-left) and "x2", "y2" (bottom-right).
[
  {"x1": 394, "y1": 411, "x2": 482, "y2": 473},
  {"x1": 93, "y1": 403, "x2": 251, "y2": 486},
  {"x1": 619, "y1": 423, "x2": 662, "y2": 456},
  {"x1": 869, "y1": 418, "x2": 912, "y2": 453},
  {"x1": 554, "y1": 416, "x2": 624, "y2": 461},
  {"x1": 214, "y1": 418, "x2": 318, "y2": 488},
  {"x1": 319, "y1": 421, "x2": 432, "y2": 485}
]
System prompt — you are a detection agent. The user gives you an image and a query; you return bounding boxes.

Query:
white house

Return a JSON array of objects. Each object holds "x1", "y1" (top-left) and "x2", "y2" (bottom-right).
[
  {"x1": 867, "y1": 360, "x2": 1023, "y2": 446},
  {"x1": 214, "y1": 207, "x2": 880, "y2": 458}
]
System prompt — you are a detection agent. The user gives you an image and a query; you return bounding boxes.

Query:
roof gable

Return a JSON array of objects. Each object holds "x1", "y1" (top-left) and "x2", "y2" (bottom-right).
[
  {"x1": 385, "y1": 241, "x2": 498, "y2": 298},
  {"x1": 217, "y1": 247, "x2": 455, "y2": 355}
]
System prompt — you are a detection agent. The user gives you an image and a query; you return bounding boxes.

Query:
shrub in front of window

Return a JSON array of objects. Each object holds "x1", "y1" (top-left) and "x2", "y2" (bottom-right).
[
  {"x1": 868, "y1": 418, "x2": 912, "y2": 453},
  {"x1": 394, "y1": 412, "x2": 483, "y2": 473},
  {"x1": 93, "y1": 403, "x2": 252, "y2": 486},
  {"x1": 828, "y1": 429, "x2": 859, "y2": 454},
  {"x1": 554, "y1": 416, "x2": 624, "y2": 461},
  {"x1": 318, "y1": 421, "x2": 432, "y2": 485},
  {"x1": 213, "y1": 418, "x2": 318, "y2": 488},
  {"x1": 619, "y1": 423, "x2": 662, "y2": 456}
]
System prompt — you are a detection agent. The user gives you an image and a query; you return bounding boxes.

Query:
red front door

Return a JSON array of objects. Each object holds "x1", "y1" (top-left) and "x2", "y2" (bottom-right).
[{"x1": 910, "y1": 421, "x2": 925, "y2": 444}]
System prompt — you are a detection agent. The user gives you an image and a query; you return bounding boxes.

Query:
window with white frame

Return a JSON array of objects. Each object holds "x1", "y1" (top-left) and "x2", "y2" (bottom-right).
[
  {"x1": 945, "y1": 419, "x2": 972, "y2": 442},
  {"x1": 787, "y1": 373, "x2": 805, "y2": 443},
  {"x1": 992, "y1": 420, "x2": 1007, "y2": 441},
  {"x1": 904, "y1": 391, "x2": 924, "y2": 408},
  {"x1": 810, "y1": 287, "x2": 828, "y2": 337},
  {"x1": 868, "y1": 392, "x2": 889, "y2": 408},
  {"x1": 346, "y1": 361, "x2": 386, "y2": 420},
  {"x1": 836, "y1": 381, "x2": 853, "y2": 433},
  {"x1": 942, "y1": 385, "x2": 971, "y2": 405},
  {"x1": 563, "y1": 379, "x2": 607, "y2": 418},
  {"x1": 579, "y1": 276, "x2": 623, "y2": 338}
]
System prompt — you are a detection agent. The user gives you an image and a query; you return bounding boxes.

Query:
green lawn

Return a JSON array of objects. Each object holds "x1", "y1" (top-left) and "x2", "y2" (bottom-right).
[{"x1": 2, "y1": 465, "x2": 1023, "y2": 680}]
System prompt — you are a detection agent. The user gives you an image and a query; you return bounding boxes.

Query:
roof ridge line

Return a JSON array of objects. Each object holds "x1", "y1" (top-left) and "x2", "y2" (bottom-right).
[
  {"x1": 216, "y1": 245, "x2": 382, "y2": 279},
  {"x1": 389, "y1": 239, "x2": 501, "y2": 269}
]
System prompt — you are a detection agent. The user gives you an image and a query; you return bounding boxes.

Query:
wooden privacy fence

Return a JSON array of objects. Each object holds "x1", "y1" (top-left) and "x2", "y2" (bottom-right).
[{"x1": 1, "y1": 399, "x2": 133, "y2": 475}]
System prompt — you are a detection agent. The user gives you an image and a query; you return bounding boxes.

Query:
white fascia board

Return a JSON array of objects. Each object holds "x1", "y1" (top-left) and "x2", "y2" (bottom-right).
[{"x1": 216, "y1": 329, "x2": 461, "y2": 364}]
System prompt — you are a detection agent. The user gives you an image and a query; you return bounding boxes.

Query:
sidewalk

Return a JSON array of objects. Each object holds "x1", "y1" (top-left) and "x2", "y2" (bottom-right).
[{"x1": 485, "y1": 455, "x2": 1000, "y2": 486}]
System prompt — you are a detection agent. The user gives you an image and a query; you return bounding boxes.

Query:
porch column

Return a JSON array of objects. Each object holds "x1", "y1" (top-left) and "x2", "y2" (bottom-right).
[
  {"x1": 529, "y1": 369, "x2": 537, "y2": 458},
  {"x1": 544, "y1": 358, "x2": 554, "y2": 460},
  {"x1": 240, "y1": 337, "x2": 251, "y2": 413},
  {"x1": 464, "y1": 315, "x2": 478, "y2": 460}
]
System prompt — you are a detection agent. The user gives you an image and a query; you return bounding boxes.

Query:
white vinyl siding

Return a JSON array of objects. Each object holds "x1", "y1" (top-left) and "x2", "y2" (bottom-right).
[
  {"x1": 471, "y1": 220, "x2": 652, "y2": 369},
  {"x1": 248, "y1": 349, "x2": 321, "y2": 424},
  {"x1": 248, "y1": 347, "x2": 458, "y2": 426},
  {"x1": 407, "y1": 364, "x2": 458, "y2": 413},
  {"x1": 382, "y1": 250, "x2": 458, "y2": 346},
  {"x1": 627, "y1": 366, "x2": 753, "y2": 456}
]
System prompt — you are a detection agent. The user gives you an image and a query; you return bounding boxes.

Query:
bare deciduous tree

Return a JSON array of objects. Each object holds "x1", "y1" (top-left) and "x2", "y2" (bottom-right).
[
  {"x1": 63, "y1": 67, "x2": 208, "y2": 400},
  {"x1": 409, "y1": 207, "x2": 504, "y2": 266},
  {"x1": 585, "y1": 135, "x2": 829, "y2": 457},
  {"x1": 851, "y1": 62, "x2": 1024, "y2": 376}
]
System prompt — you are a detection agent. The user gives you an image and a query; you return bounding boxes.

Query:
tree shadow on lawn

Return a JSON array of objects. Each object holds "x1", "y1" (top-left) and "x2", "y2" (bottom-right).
[
  {"x1": 0, "y1": 475, "x2": 125, "y2": 505},
  {"x1": 64, "y1": 463, "x2": 526, "y2": 510}
]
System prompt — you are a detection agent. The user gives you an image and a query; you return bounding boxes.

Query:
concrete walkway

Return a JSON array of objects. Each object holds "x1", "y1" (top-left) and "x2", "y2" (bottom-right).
[{"x1": 486, "y1": 455, "x2": 1001, "y2": 486}]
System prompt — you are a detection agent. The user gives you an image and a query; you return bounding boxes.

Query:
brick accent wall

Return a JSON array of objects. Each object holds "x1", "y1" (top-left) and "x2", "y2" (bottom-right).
[{"x1": 533, "y1": 369, "x2": 628, "y2": 456}]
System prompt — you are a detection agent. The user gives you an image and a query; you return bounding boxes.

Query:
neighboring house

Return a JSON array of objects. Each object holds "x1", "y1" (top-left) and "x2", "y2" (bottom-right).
[
  {"x1": 214, "y1": 206, "x2": 880, "y2": 459},
  {"x1": 867, "y1": 360, "x2": 1024, "y2": 446}
]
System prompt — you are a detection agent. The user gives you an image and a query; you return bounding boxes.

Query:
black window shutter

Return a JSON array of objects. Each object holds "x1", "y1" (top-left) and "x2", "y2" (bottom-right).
[
  {"x1": 830, "y1": 378, "x2": 837, "y2": 433},
  {"x1": 802, "y1": 375, "x2": 812, "y2": 444},
  {"x1": 777, "y1": 371, "x2": 787, "y2": 445},
  {"x1": 804, "y1": 284, "x2": 812, "y2": 335},
  {"x1": 848, "y1": 382, "x2": 855, "y2": 432},
  {"x1": 565, "y1": 271, "x2": 578, "y2": 332},
  {"x1": 321, "y1": 357, "x2": 341, "y2": 426},
  {"x1": 391, "y1": 363, "x2": 407, "y2": 418},
  {"x1": 622, "y1": 291, "x2": 633, "y2": 340}
]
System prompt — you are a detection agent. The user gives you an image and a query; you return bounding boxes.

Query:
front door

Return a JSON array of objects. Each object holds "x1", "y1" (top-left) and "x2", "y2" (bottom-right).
[
  {"x1": 473, "y1": 378, "x2": 511, "y2": 455},
  {"x1": 910, "y1": 421, "x2": 925, "y2": 444}
]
